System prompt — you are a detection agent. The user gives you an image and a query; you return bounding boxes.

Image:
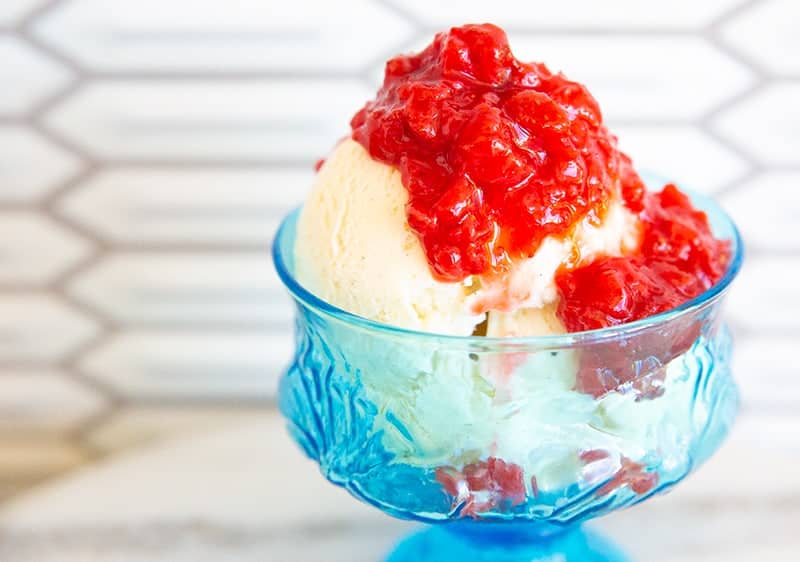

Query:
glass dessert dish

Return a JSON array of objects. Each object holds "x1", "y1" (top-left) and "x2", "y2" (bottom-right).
[{"x1": 273, "y1": 186, "x2": 742, "y2": 562}]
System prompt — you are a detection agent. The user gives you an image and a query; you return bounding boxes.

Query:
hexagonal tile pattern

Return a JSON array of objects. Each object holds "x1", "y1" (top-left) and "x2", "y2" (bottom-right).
[
  {"x1": 45, "y1": 80, "x2": 370, "y2": 162},
  {"x1": 0, "y1": 212, "x2": 91, "y2": 285},
  {"x1": 397, "y1": 0, "x2": 745, "y2": 29},
  {"x1": 79, "y1": 330, "x2": 292, "y2": 401},
  {"x1": 0, "y1": 295, "x2": 98, "y2": 363},
  {"x1": 713, "y1": 84, "x2": 800, "y2": 166},
  {"x1": 0, "y1": 0, "x2": 42, "y2": 26},
  {"x1": 0, "y1": 127, "x2": 83, "y2": 202},
  {"x1": 67, "y1": 253, "x2": 291, "y2": 326},
  {"x1": 33, "y1": 0, "x2": 413, "y2": 72},
  {"x1": 0, "y1": 36, "x2": 71, "y2": 116},
  {"x1": 57, "y1": 168, "x2": 312, "y2": 243},
  {"x1": 84, "y1": 407, "x2": 265, "y2": 454},
  {"x1": 726, "y1": 257, "x2": 799, "y2": 332},
  {"x1": 720, "y1": 0, "x2": 800, "y2": 75},
  {"x1": 616, "y1": 126, "x2": 749, "y2": 193},
  {"x1": 0, "y1": 370, "x2": 106, "y2": 434},
  {"x1": 722, "y1": 173, "x2": 800, "y2": 252},
  {"x1": 507, "y1": 35, "x2": 754, "y2": 121},
  {"x1": 734, "y1": 337, "x2": 800, "y2": 412}
]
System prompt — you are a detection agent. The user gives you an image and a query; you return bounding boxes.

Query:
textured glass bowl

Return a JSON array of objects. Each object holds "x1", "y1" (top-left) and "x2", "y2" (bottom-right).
[{"x1": 273, "y1": 190, "x2": 742, "y2": 561}]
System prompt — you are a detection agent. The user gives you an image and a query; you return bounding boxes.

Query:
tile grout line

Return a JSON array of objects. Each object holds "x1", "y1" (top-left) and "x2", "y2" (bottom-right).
[
  {"x1": 705, "y1": 0, "x2": 764, "y2": 32},
  {"x1": 86, "y1": 70, "x2": 365, "y2": 80},
  {"x1": 701, "y1": 123, "x2": 760, "y2": 166},
  {"x1": 697, "y1": 78, "x2": 768, "y2": 127},
  {"x1": 767, "y1": 163, "x2": 800, "y2": 172},
  {"x1": 374, "y1": 0, "x2": 425, "y2": 28},
  {"x1": 28, "y1": 119, "x2": 95, "y2": 167},
  {"x1": 68, "y1": 405, "x2": 126, "y2": 456},
  {"x1": 24, "y1": 74, "x2": 84, "y2": 125},
  {"x1": 705, "y1": 32, "x2": 771, "y2": 83},
  {"x1": 711, "y1": 166, "x2": 761, "y2": 198},
  {"x1": 98, "y1": 395, "x2": 279, "y2": 410},
  {"x1": 39, "y1": 162, "x2": 99, "y2": 209},
  {"x1": 14, "y1": 0, "x2": 66, "y2": 33},
  {"x1": 55, "y1": 158, "x2": 318, "y2": 169},
  {"x1": 17, "y1": 22, "x2": 87, "y2": 78},
  {"x1": 483, "y1": 26, "x2": 700, "y2": 36},
  {"x1": 48, "y1": 321, "x2": 298, "y2": 333},
  {"x1": 45, "y1": 241, "x2": 276, "y2": 253}
]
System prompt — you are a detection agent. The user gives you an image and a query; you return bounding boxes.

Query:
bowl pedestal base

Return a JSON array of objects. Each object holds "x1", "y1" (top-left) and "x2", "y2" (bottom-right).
[{"x1": 385, "y1": 521, "x2": 628, "y2": 562}]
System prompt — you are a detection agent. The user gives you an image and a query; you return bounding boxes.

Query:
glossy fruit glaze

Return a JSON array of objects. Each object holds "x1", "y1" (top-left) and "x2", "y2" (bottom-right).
[
  {"x1": 350, "y1": 23, "x2": 729, "y2": 330},
  {"x1": 556, "y1": 185, "x2": 730, "y2": 331},
  {"x1": 351, "y1": 23, "x2": 635, "y2": 282}
]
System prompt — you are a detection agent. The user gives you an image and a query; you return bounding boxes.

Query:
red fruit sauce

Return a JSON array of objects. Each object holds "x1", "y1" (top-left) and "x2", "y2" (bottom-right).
[
  {"x1": 350, "y1": 23, "x2": 729, "y2": 331},
  {"x1": 581, "y1": 450, "x2": 659, "y2": 496},
  {"x1": 351, "y1": 23, "x2": 636, "y2": 283},
  {"x1": 436, "y1": 457, "x2": 526, "y2": 517},
  {"x1": 556, "y1": 185, "x2": 730, "y2": 331}
]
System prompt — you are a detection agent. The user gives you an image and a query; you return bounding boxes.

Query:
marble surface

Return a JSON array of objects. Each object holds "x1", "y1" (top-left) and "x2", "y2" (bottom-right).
[{"x1": 0, "y1": 411, "x2": 797, "y2": 562}]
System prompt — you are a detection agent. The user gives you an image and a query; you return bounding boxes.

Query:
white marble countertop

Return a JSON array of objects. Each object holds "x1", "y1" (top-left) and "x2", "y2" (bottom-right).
[{"x1": 0, "y1": 412, "x2": 797, "y2": 562}]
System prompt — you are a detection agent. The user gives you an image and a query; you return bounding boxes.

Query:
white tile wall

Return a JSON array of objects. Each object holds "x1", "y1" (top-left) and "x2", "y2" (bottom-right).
[
  {"x1": 508, "y1": 35, "x2": 755, "y2": 121},
  {"x1": 79, "y1": 330, "x2": 292, "y2": 401},
  {"x1": 66, "y1": 253, "x2": 292, "y2": 325},
  {"x1": 735, "y1": 337, "x2": 800, "y2": 412},
  {"x1": 615, "y1": 126, "x2": 748, "y2": 193},
  {"x1": 32, "y1": 0, "x2": 415, "y2": 73},
  {"x1": 397, "y1": 0, "x2": 746, "y2": 29},
  {"x1": 727, "y1": 257, "x2": 800, "y2": 331},
  {"x1": 57, "y1": 168, "x2": 311, "y2": 243},
  {"x1": 713, "y1": 84, "x2": 800, "y2": 165},
  {"x1": 722, "y1": 173, "x2": 800, "y2": 251},
  {"x1": 0, "y1": 0, "x2": 798, "y2": 490},
  {"x1": 45, "y1": 80, "x2": 371, "y2": 162}
]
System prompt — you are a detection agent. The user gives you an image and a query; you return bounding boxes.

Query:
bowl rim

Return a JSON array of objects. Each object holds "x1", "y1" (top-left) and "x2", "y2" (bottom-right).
[{"x1": 272, "y1": 186, "x2": 743, "y2": 346}]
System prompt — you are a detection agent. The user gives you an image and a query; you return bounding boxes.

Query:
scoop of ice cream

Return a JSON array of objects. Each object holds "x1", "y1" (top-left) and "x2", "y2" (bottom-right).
[{"x1": 295, "y1": 138, "x2": 483, "y2": 336}]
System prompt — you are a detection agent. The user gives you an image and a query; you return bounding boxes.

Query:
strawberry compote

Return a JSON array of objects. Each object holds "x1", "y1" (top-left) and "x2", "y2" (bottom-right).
[
  {"x1": 436, "y1": 457, "x2": 527, "y2": 517},
  {"x1": 351, "y1": 23, "x2": 729, "y2": 331},
  {"x1": 557, "y1": 185, "x2": 730, "y2": 331},
  {"x1": 351, "y1": 23, "x2": 634, "y2": 283}
]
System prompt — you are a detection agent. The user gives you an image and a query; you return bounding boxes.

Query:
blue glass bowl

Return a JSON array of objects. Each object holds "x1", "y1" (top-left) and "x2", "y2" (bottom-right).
[{"x1": 272, "y1": 190, "x2": 742, "y2": 561}]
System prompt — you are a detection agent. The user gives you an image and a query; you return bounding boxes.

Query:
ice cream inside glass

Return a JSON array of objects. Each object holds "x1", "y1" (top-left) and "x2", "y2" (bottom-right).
[{"x1": 274, "y1": 23, "x2": 742, "y2": 562}]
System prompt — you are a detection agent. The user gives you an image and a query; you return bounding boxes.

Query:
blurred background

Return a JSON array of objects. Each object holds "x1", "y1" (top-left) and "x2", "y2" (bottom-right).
[{"x1": 0, "y1": 0, "x2": 798, "y2": 560}]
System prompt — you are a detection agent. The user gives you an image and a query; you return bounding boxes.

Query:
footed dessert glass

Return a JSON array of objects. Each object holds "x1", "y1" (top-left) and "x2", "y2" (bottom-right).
[{"x1": 272, "y1": 190, "x2": 742, "y2": 562}]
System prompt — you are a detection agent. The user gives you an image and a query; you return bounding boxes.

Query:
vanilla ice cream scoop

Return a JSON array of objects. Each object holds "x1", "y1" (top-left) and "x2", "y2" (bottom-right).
[{"x1": 295, "y1": 139, "x2": 484, "y2": 336}]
